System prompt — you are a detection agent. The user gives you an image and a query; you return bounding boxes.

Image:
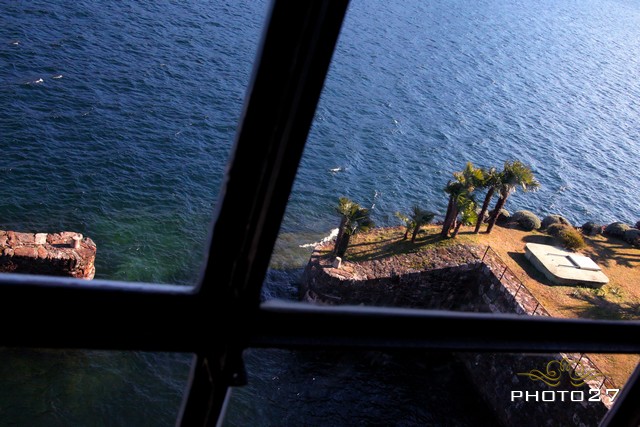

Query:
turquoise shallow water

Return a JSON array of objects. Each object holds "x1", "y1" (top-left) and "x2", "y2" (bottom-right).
[{"x1": 1, "y1": 0, "x2": 639, "y2": 424}]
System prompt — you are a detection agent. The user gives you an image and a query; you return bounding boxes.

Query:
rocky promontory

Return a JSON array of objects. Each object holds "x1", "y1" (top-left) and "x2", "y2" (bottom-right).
[{"x1": 298, "y1": 231, "x2": 612, "y2": 425}]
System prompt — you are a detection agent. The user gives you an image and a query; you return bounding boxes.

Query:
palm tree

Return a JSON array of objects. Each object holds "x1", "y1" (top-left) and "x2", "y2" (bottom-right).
[
  {"x1": 473, "y1": 167, "x2": 501, "y2": 233},
  {"x1": 411, "y1": 206, "x2": 436, "y2": 242},
  {"x1": 441, "y1": 180, "x2": 465, "y2": 237},
  {"x1": 396, "y1": 206, "x2": 435, "y2": 242},
  {"x1": 485, "y1": 160, "x2": 540, "y2": 234},
  {"x1": 395, "y1": 212, "x2": 414, "y2": 240},
  {"x1": 441, "y1": 162, "x2": 483, "y2": 237},
  {"x1": 333, "y1": 197, "x2": 374, "y2": 258},
  {"x1": 451, "y1": 195, "x2": 478, "y2": 238}
]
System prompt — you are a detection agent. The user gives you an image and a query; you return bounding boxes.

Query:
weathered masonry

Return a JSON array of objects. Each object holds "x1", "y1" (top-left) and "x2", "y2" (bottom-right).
[
  {"x1": 301, "y1": 242, "x2": 611, "y2": 426},
  {"x1": 0, "y1": 230, "x2": 96, "y2": 279}
]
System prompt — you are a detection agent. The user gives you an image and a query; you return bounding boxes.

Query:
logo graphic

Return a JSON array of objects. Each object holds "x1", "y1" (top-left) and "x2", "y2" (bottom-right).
[{"x1": 517, "y1": 357, "x2": 600, "y2": 387}]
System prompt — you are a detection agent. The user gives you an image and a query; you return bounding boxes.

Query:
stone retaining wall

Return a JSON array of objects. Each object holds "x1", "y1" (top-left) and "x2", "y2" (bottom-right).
[
  {"x1": 300, "y1": 242, "x2": 610, "y2": 426},
  {"x1": 0, "y1": 230, "x2": 96, "y2": 279}
]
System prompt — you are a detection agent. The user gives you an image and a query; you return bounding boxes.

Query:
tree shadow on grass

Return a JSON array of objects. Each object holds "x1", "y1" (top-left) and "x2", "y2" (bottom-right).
[
  {"x1": 346, "y1": 232, "x2": 444, "y2": 263},
  {"x1": 348, "y1": 236, "x2": 400, "y2": 248},
  {"x1": 566, "y1": 292, "x2": 640, "y2": 321},
  {"x1": 583, "y1": 236, "x2": 640, "y2": 269}
]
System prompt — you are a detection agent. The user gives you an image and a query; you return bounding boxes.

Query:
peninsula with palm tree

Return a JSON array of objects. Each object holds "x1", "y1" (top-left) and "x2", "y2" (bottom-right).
[{"x1": 301, "y1": 159, "x2": 640, "y2": 390}]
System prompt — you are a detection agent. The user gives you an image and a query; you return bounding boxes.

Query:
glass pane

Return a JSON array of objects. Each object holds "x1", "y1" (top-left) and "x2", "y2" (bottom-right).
[
  {"x1": 265, "y1": 0, "x2": 640, "y2": 320},
  {"x1": 224, "y1": 349, "x2": 636, "y2": 426},
  {"x1": 0, "y1": 348, "x2": 192, "y2": 426},
  {"x1": 0, "y1": 0, "x2": 268, "y2": 285},
  {"x1": 223, "y1": 348, "x2": 499, "y2": 426}
]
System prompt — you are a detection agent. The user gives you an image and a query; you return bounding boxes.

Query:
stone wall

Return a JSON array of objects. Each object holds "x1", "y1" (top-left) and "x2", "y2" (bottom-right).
[
  {"x1": 300, "y1": 243, "x2": 611, "y2": 426},
  {"x1": 459, "y1": 352, "x2": 610, "y2": 426},
  {"x1": 0, "y1": 230, "x2": 96, "y2": 279}
]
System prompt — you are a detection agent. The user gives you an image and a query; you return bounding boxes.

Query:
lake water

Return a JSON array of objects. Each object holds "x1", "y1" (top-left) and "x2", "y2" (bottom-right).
[{"x1": 1, "y1": 0, "x2": 639, "y2": 425}]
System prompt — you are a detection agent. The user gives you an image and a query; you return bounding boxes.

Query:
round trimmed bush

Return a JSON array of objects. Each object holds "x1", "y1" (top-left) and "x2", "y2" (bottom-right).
[
  {"x1": 547, "y1": 223, "x2": 571, "y2": 237},
  {"x1": 541, "y1": 214, "x2": 571, "y2": 229},
  {"x1": 558, "y1": 226, "x2": 586, "y2": 250},
  {"x1": 511, "y1": 210, "x2": 541, "y2": 231},
  {"x1": 581, "y1": 221, "x2": 602, "y2": 234},
  {"x1": 489, "y1": 208, "x2": 511, "y2": 224},
  {"x1": 624, "y1": 229, "x2": 640, "y2": 247},
  {"x1": 581, "y1": 221, "x2": 602, "y2": 235},
  {"x1": 604, "y1": 222, "x2": 631, "y2": 238}
]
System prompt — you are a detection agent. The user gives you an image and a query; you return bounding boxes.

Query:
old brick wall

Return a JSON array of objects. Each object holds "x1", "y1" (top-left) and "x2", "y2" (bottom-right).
[{"x1": 0, "y1": 230, "x2": 96, "y2": 279}]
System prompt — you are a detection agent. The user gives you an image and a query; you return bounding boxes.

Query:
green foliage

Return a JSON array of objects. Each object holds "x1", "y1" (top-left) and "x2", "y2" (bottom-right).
[
  {"x1": 480, "y1": 166, "x2": 502, "y2": 188},
  {"x1": 336, "y1": 197, "x2": 374, "y2": 236},
  {"x1": 458, "y1": 198, "x2": 478, "y2": 226},
  {"x1": 334, "y1": 197, "x2": 374, "y2": 257},
  {"x1": 411, "y1": 205, "x2": 436, "y2": 226},
  {"x1": 442, "y1": 168, "x2": 478, "y2": 237},
  {"x1": 396, "y1": 206, "x2": 435, "y2": 242},
  {"x1": 546, "y1": 223, "x2": 570, "y2": 237},
  {"x1": 500, "y1": 160, "x2": 541, "y2": 195},
  {"x1": 409, "y1": 206, "x2": 436, "y2": 242},
  {"x1": 485, "y1": 160, "x2": 539, "y2": 234},
  {"x1": 511, "y1": 210, "x2": 541, "y2": 231},
  {"x1": 395, "y1": 211, "x2": 414, "y2": 239},
  {"x1": 557, "y1": 226, "x2": 586, "y2": 250},
  {"x1": 604, "y1": 222, "x2": 631, "y2": 238},
  {"x1": 452, "y1": 162, "x2": 485, "y2": 191},
  {"x1": 541, "y1": 214, "x2": 571, "y2": 229}
]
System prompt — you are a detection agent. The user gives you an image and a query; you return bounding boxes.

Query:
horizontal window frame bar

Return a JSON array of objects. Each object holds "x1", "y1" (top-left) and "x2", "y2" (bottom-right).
[
  {"x1": 249, "y1": 300, "x2": 640, "y2": 354},
  {"x1": 0, "y1": 272, "x2": 194, "y2": 295},
  {"x1": 0, "y1": 294, "x2": 637, "y2": 353}
]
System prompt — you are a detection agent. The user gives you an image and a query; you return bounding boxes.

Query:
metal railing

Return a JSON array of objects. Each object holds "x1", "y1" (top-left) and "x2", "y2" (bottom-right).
[
  {"x1": 475, "y1": 245, "x2": 617, "y2": 394},
  {"x1": 477, "y1": 245, "x2": 549, "y2": 316}
]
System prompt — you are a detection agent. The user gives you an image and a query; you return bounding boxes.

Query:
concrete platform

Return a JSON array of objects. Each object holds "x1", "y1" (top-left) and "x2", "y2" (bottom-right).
[{"x1": 524, "y1": 243, "x2": 608, "y2": 287}]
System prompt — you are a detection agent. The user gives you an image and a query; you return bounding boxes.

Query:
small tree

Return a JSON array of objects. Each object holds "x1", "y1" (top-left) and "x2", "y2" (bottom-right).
[
  {"x1": 486, "y1": 160, "x2": 540, "y2": 234},
  {"x1": 441, "y1": 180, "x2": 464, "y2": 237},
  {"x1": 410, "y1": 206, "x2": 436, "y2": 242},
  {"x1": 397, "y1": 206, "x2": 435, "y2": 243},
  {"x1": 441, "y1": 162, "x2": 483, "y2": 237},
  {"x1": 451, "y1": 195, "x2": 478, "y2": 238},
  {"x1": 395, "y1": 212, "x2": 414, "y2": 240},
  {"x1": 474, "y1": 167, "x2": 501, "y2": 233},
  {"x1": 333, "y1": 197, "x2": 374, "y2": 258}
]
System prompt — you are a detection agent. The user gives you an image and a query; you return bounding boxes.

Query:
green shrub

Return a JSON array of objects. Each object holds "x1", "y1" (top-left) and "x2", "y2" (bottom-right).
[
  {"x1": 541, "y1": 214, "x2": 571, "y2": 229},
  {"x1": 547, "y1": 223, "x2": 571, "y2": 237},
  {"x1": 581, "y1": 221, "x2": 602, "y2": 235},
  {"x1": 604, "y1": 222, "x2": 631, "y2": 238},
  {"x1": 558, "y1": 226, "x2": 586, "y2": 250},
  {"x1": 624, "y1": 229, "x2": 640, "y2": 247},
  {"x1": 511, "y1": 210, "x2": 541, "y2": 231}
]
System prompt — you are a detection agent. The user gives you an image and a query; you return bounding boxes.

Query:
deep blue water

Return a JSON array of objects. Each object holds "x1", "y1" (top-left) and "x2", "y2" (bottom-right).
[{"x1": 1, "y1": 0, "x2": 639, "y2": 425}]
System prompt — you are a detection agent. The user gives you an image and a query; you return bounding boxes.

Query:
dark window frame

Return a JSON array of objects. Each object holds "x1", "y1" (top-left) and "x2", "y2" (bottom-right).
[{"x1": 1, "y1": 1, "x2": 639, "y2": 425}]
